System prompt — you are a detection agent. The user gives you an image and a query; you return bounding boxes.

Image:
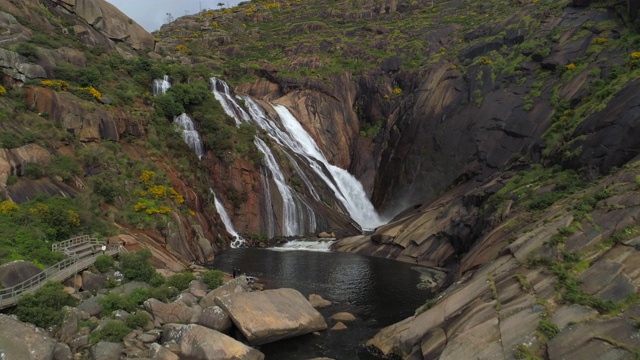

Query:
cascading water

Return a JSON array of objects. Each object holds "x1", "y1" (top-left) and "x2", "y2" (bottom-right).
[
  {"x1": 212, "y1": 190, "x2": 245, "y2": 248},
  {"x1": 152, "y1": 75, "x2": 171, "y2": 96},
  {"x1": 152, "y1": 76, "x2": 245, "y2": 247},
  {"x1": 174, "y1": 113, "x2": 204, "y2": 159},
  {"x1": 210, "y1": 77, "x2": 383, "y2": 231},
  {"x1": 270, "y1": 239, "x2": 335, "y2": 252}
]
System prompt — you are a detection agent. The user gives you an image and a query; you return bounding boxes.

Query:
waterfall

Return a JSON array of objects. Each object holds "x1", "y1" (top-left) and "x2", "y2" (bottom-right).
[
  {"x1": 209, "y1": 77, "x2": 383, "y2": 231},
  {"x1": 272, "y1": 105, "x2": 383, "y2": 230},
  {"x1": 174, "y1": 113, "x2": 204, "y2": 159},
  {"x1": 212, "y1": 190, "x2": 245, "y2": 248},
  {"x1": 152, "y1": 75, "x2": 171, "y2": 96},
  {"x1": 254, "y1": 138, "x2": 317, "y2": 236}
]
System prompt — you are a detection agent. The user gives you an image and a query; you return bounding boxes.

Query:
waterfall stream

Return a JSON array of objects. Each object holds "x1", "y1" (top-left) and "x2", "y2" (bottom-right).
[
  {"x1": 174, "y1": 113, "x2": 204, "y2": 159},
  {"x1": 152, "y1": 75, "x2": 171, "y2": 96},
  {"x1": 153, "y1": 76, "x2": 245, "y2": 247},
  {"x1": 210, "y1": 77, "x2": 383, "y2": 232}
]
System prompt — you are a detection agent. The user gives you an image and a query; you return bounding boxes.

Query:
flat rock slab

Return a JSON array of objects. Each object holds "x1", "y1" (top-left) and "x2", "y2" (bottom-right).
[
  {"x1": 579, "y1": 258, "x2": 623, "y2": 295},
  {"x1": 162, "y1": 324, "x2": 264, "y2": 360},
  {"x1": 199, "y1": 276, "x2": 250, "y2": 308},
  {"x1": 215, "y1": 288, "x2": 327, "y2": 345}
]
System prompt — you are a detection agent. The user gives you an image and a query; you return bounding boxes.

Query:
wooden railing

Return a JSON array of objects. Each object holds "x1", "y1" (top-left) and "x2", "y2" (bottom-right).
[{"x1": 0, "y1": 238, "x2": 123, "y2": 310}]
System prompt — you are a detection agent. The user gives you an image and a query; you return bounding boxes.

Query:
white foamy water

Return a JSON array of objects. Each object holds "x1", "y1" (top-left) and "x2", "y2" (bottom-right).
[
  {"x1": 174, "y1": 113, "x2": 204, "y2": 158},
  {"x1": 152, "y1": 75, "x2": 171, "y2": 96},
  {"x1": 270, "y1": 239, "x2": 335, "y2": 252}
]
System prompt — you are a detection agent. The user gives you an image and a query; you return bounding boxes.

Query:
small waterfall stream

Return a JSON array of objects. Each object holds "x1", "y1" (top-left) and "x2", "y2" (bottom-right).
[
  {"x1": 152, "y1": 75, "x2": 171, "y2": 96},
  {"x1": 174, "y1": 113, "x2": 204, "y2": 159},
  {"x1": 153, "y1": 76, "x2": 245, "y2": 247}
]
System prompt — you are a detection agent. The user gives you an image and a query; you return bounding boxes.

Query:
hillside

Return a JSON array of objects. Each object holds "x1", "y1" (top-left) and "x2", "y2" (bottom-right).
[{"x1": 0, "y1": 0, "x2": 640, "y2": 358}]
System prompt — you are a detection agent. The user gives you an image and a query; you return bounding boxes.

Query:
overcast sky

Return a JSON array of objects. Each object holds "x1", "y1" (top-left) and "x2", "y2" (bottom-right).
[{"x1": 106, "y1": 0, "x2": 244, "y2": 32}]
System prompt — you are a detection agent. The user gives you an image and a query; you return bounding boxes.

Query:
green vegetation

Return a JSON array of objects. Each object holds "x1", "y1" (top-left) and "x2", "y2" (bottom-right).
[
  {"x1": 166, "y1": 272, "x2": 196, "y2": 291},
  {"x1": 120, "y1": 249, "x2": 155, "y2": 282},
  {"x1": 201, "y1": 269, "x2": 225, "y2": 289},
  {"x1": 94, "y1": 254, "x2": 115, "y2": 273},
  {"x1": 91, "y1": 320, "x2": 131, "y2": 342},
  {"x1": 15, "y1": 282, "x2": 77, "y2": 328}
]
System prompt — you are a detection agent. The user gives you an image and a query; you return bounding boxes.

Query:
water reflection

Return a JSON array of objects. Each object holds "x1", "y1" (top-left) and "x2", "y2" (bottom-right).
[{"x1": 210, "y1": 248, "x2": 432, "y2": 359}]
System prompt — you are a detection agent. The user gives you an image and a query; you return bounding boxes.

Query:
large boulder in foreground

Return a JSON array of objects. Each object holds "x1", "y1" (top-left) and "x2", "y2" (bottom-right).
[
  {"x1": 199, "y1": 276, "x2": 250, "y2": 308},
  {"x1": 0, "y1": 260, "x2": 42, "y2": 287},
  {"x1": 143, "y1": 298, "x2": 195, "y2": 325},
  {"x1": 161, "y1": 323, "x2": 264, "y2": 360},
  {"x1": 215, "y1": 288, "x2": 328, "y2": 345},
  {"x1": 0, "y1": 314, "x2": 57, "y2": 360}
]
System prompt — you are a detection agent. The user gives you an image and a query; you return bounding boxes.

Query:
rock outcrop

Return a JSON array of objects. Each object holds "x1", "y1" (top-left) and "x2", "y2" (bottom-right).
[
  {"x1": 58, "y1": 0, "x2": 155, "y2": 50},
  {"x1": 0, "y1": 259, "x2": 42, "y2": 287},
  {"x1": 215, "y1": 288, "x2": 328, "y2": 345},
  {"x1": 0, "y1": 313, "x2": 59, "y2": 360}
]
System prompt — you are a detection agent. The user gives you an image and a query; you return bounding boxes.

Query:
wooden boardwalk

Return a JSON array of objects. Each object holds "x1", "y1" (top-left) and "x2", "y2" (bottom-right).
[{"x1": 0, "y1": 235, "x2": 125, "y2": 310}]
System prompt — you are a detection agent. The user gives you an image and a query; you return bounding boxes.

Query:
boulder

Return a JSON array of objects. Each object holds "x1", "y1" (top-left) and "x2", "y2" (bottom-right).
[
  {"x1": 143, "y1": 298, "x2": 195, "y2": 325},
  {"x1": 56, "y1": 306, "x2": 80, "y2": 343},
  {"x1": 199, "y1": 276, "x2": 250, "y2": 308},
  {"x1": 147, "y1": 343, "x2": 179, "y2": 360},
  {"x1": 197, "y1": 306, "x2": 233, "y2": 332},
  {"x1": 77, "y1": 297, "x2": 104, "y2": 317},
  {"x1": 175, "y1": 292, "x2": 198, "y2": 306},
  {"x1": 308, "y1": 294, "x2": 332, "y2": 308},
  {"x1": 52, "y1": 342, "x2": 72, "y2": 360},
  {"x1": 0, "y1": 314, "x2": 57, "y2": 360},
  {"x1": 161, "y1": 324, "x2": 264, "y2": 360},
  {"x1": 215, "y1": 288, "x2": 328, "y2": 345},
  {"x1": 90, "y1": 341, "x2": 123, "y2": 360},
  {"x1": 0, "y1": 260, "x2": 42, "y2": 287},
  {"x1": 81, "y1": 271, "x2": 106, "y2": 292},
  {"x1": 189, "y1": 279, "x2": 208, "y2": 298}
]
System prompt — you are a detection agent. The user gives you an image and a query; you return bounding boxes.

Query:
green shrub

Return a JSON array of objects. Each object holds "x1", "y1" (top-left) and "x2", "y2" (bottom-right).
[
  {"x1": 166, "y1": 272, "x2": 195, "y2": 291},
  {"x1": 15, "y1": 43, "x2": 40, "y2": 62},
  {"x1": 98, "y1": 293, "x2": 137, "y2": 314},
  {"x1": 94, "y1": 254, "x2": 115, "y2": 273},
  {"x1": 48, "y1": 156, "x2": 82, "y2": 182},
  {"x1": 15, "y1": 282, "x2": 77, "y2": 328},
  {"x1": 125, "y1": 311, "x2": 150, "y2": 329},
  {"x1": 94, "y1": 320, "x2": 131, "y2": 342},
  {"x1": 120, "y1": 249, "x2": 155, "y2": 282},
  {"x1": 537, "y1": 318, "x2": 559, "y2": 338},
  {"x1": 23, "y1": 163, "x2": 46, "y2": 179},
  {"x1": 146, "y1": 284, "x2": 178, "y2": 301},
  {"x1": 201, "y1": 269, "x2": 224, "y2": 289},
  {"x1": 149, "y1": 272, "x2": 165, "y2": 287}
]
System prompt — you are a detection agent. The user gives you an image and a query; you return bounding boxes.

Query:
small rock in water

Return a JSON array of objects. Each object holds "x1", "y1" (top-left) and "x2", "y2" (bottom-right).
[
  {"x1": 331, "y1": 322, "x2": 347, "y2": 331},
  {"x1": 331, "y1": 312, "x2": 356, "y2": 322},
  {"x1": 309, "y1": 294, "x2": 332, "y2": 308}
]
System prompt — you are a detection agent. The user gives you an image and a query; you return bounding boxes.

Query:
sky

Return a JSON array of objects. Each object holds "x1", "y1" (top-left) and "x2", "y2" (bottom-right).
[{"x1": 106, "y1": 0, "x2": 244, "y2": 33}]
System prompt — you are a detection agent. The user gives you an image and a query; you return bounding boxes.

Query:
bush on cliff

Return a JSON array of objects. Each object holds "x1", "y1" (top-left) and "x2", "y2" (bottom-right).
[
  {"x1": 120, "y1": 249, "x2": 155, "y2": 282},
  {"x1": 94, "y1": 254, "x2": 114, "y2": 273},
  {"x1": 166, "y1": 272, "x2": 196, "y2": 291},
  {"x1": 15, "y1": 281, "x2": 77, "y2": 328}
]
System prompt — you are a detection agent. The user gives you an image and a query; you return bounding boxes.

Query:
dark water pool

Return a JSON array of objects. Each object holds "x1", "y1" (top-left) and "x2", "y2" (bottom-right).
[{"x1": 210, "y1": 248, "x2": 432, "y2": 360}]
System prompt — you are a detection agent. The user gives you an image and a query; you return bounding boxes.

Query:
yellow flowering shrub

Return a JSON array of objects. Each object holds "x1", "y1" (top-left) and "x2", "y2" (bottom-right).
[
  {"x1": 176, "y1": 44, "x2": 190, "y2": 54},
  {"x1": 134, "y1": 202, "x2": 147, "y2": 212},
  {"x1": 146, "y1": 206, "x2": 172, "y2": 215},
  {"x1": 148, "y1": 185, "x2": 167, "y2": 198},
  {"x1": 631, "y1": 52, "x2": 640, "y2": 60},
  {"x1": 169, "y1": 187, "x2": 184, "y2": 203},
  {"x1": 0, "y1": 85, "x2": 6, "y2": 96},
  {"x1": 393, "y1": 87, "x2": 403, "y2": 95},
  {"x1": 40, "y1": 80, "x2": 69, "y2": 91},
  {"x1": 139, "y1": 170, "x2": 156, "y2": 187},
  {"x1": 0, "y1": 200, "x2": 19, "y2": 214},
  {"x1": 479, "y1": 56, "x2": 492, "y2": 65},
  {"x1": 77, "y1": 86, "x2": 102, "y2": 101},
  {"x1": 592, "y1": 37, "x2": 607, "y2": 45},
  {"x1": 67, "y1": 210, "x2": 80, "y2": 226},
  {"x1": 566, "y1": 63, "x2": 576, "y2": 70}
]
